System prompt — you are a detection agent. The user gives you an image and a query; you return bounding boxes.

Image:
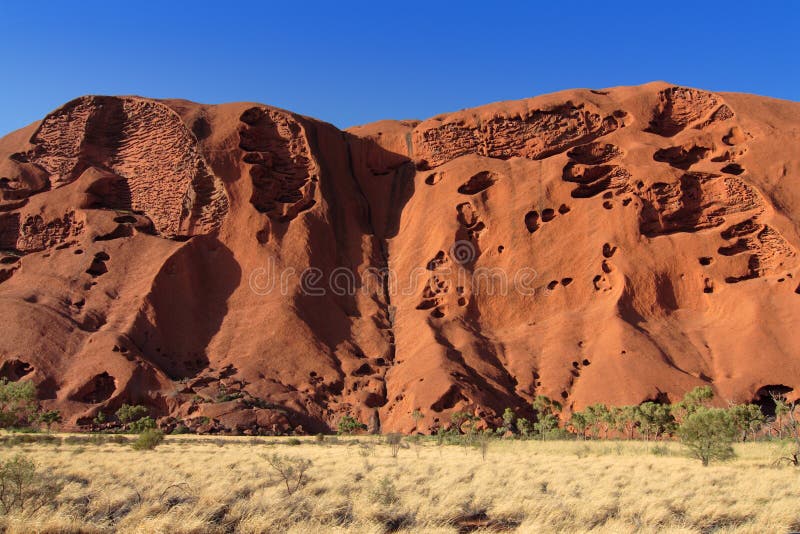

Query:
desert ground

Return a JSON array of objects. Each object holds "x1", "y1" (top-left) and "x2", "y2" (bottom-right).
[{"x1": 1, "y1": 434, "x2": 799, "y2": 533}]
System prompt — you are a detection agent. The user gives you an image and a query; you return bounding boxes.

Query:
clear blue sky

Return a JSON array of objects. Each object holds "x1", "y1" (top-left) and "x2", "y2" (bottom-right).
[{"x1": 1, "y1": 1, "x2": 798, "y2": 136}]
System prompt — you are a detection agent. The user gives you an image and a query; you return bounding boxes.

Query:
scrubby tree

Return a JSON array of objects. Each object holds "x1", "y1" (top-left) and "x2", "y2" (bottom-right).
[
  {"x1": 606, "y1": 406, "x2": 621, "y2": 438},
  {"x1": 502, "y1": 408, "x2": 517, "y2": 434},
  {"x1": 675, "y1": 386, "x2": 714, "y2": 419},
  {"x1": 451, "y1": 411, "x2": 478, "y2": 436},
  {"x1": 728, "y1": 403, "x2": 765, "y2": 442},
  {"x1": 35, "y1": 410, "x2": 61, "y2": 432},
  {"x1": 386, "y1": 433, "x2": 406, "y2": 458},
  {"x1": 265, "y1": 454, "x2": 312, "y2": 495},
  {"x1": 585, "y1": 403, "x2": 611, "y2": 438},
  {"x1": 411, "y1": 409, "x2": 424, "y2": 432},
  {"x1": 615, "y1": 405, "x2": 640, "y2": 439},
  {"x1": 337, "y1": 415, "x2": 367, "y2": 435},
  {"x1": 532, "y1": 395, "x2": 561, "y2": 440},
  {"x1": 774, "y1": 395, "x2": 790, "y2": 439},
  {"x1": 0, "y1": 454, "x2": 63, "y2": 513},
  {"x1": 771, "y1": 394, "x2": 800, "y2": 465},
  {"x1": 130, "y1": 416, "x2": 156, "y2": 433},
  {"x1": 0, "y1": 379, "x2": 36, "y2": 428},
  {"x1": 116, "y1": 404, "x2": 149, "y2": 427},
  {"x1": 475, "y1": 430, "x2": 491, "y2": 460},
  {"x1": 516, "y1": 417, "x2": 532, "y2": 438},
  {"x1": 677, "y1": 407, "x2": 737, "y2": 465},
  {"x1": 569, "y1": 411, "x2": 589, "y2": 440},
  {"x1": 636, "y1": 402, "x2": 675, "y2": 440}
]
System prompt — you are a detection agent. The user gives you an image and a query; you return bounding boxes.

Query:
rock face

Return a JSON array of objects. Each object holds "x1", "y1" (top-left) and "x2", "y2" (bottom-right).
[{"x1": 1, "y1": 83, "x2": 799, "y2": 433}]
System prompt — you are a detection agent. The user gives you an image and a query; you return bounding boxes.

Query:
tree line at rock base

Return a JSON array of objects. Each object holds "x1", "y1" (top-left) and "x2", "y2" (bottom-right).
[{"x1": 335, "y1": 386, "x2": 800, "y2": 466}]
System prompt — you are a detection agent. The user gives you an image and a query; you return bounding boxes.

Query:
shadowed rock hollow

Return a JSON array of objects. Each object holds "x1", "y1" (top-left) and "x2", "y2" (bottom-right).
[{"x1": 1, "y1": 83, "x2": 799, "y2": 434}]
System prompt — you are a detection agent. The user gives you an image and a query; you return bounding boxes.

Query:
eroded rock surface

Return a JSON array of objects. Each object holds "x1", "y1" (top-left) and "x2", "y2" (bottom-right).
[{"x1": 1, "y1": 83, "x2": 799, "y2": 434}]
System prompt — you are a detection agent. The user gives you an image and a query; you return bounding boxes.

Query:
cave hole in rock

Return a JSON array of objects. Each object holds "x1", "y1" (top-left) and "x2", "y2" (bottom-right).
[
  {"x1": 753, "y1": 385, "x2": 794, "y2": 417},
  {"x1": 71, "y1": 372, "x2": 116, "y2": 404},
  {"x1": 524, "y1": 211, "x2": 540, "y2": 233},
  {"x1": 425, "y1": 172, "x2": 443, "y2": 186},
  {"x1": 602, "y1": 243, "x2": 617, "y2": 258},
  {"x1": 353, "y1": 363, "x2": 374, "y2": 377},
  {"x1": 457, "y1": 171, "x2": 496, "y2": 195},
  {"x1": 0, "y1": 359, "x2": 33, "y2": 381}
]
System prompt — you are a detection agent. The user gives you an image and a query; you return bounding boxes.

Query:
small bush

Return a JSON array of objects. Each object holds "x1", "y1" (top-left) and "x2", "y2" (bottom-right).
[
  {"x1": 337, "y1": 415, "x2": 367, "y2": 435},
  {"x1": 116, "y1": 404, "x2": 149, "y2": 425},
  {"x1": 651, "y1": 444, "x2": 670, "y2": 456},
  {"x1": 171, "y1": 424, "x2": 191, "y2": 435},
  {"x1": 314, "y1": 433, "x2": 325, "y2": 443},
  {"x1": 35, "y1": 410, "x2": 61, "y2": 431},
  {"x1": 370, "y1": 475, "x2": 399, "y2": 506},
  {"x1": 0, "y1": 379, "x2": 36, "y2": 428},
  {"x1": 131, "y1": 429, "x2": 165, "y2": 450},
  {"x1": 386, "y1": 433, "x2": 407, "y2": 458},
  {"x1": 0, "y1": 434, "x2": 60, "y2": 447},
  {"x1": 129, "y1": 416, "x2": 156, "y2": 433},
  {"x1": 474, "y1": 432, "x2": 491, "y2": 461},
  {"x1": 265, "y1": 454, "x2": 312, "y2": 495},
  {"x1": 0, "y1": 454, "x2": 63, "y2": 514},
  {"x1": 286, "y1": 438, "x2": 302, "y2": 446}
]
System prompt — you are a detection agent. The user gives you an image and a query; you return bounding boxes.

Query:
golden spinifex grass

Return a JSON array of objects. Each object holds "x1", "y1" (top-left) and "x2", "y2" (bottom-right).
[{"x1": 1, "y1": 435, "x2": 800, "y2": 533}]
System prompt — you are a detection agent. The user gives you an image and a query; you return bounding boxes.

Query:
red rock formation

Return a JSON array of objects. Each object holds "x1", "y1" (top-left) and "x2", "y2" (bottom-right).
[{"x1": 1, "y1": 82, "x2": 799, "y2": 434}]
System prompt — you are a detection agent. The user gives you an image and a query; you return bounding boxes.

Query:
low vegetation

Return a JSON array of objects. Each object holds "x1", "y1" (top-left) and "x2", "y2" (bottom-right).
[
  {"x1": 0, "y1": 435, "x2": 798, "y2": 532},
  {"x1": 0, "y1": 378, "x2": 798, "y2": 531}
]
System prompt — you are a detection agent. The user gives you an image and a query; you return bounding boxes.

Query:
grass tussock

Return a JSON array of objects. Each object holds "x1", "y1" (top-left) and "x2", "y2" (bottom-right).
[{"x1": 0, "y1": 435, "x2": 798, "y2": 532}]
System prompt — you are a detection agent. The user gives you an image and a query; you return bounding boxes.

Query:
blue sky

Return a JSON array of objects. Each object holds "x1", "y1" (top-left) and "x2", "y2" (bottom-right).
[{"x1": 1, "y1": 1, "x2": 798, "y2": 136}]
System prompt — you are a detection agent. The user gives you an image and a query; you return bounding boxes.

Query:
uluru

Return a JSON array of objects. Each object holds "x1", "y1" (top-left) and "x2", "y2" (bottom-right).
[{"x1": 1, "y1": 82, "x2": 799, "y2": 434}]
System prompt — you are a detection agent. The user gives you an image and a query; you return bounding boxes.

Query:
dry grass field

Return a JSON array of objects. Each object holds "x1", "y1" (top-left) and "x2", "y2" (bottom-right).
[{"x1": 1, "y1": 434, "x2": 799, "y2": 533}]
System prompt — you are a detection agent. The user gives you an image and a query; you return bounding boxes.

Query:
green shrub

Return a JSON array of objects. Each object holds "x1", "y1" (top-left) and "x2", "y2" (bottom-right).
[
  {"x1": 516, "y1": 417, "x2": 532, "y2": 437},
  {"x1": 532, "y1": 396, "x2": 562, "y2": 439},
  {"x1": 677, "y1": 407, "x2": 737, "y2": 465},
  {"x1": 502, "y1": 408, "x2": 517, "y2": 434},
  {"x1": 337, "y1": 415, "x2": 367, "y2": 435},
  {"x1": 728, "y1": 403, "x2": 765, "y2": 441},
  {"x1": 286, "y1": 437, "x2": 302, "y2": 446},
  {"x1": 171, "y1": 424, "x2": 191, "y2": 435},
  {"x1": 129, "y1": 416, "x2": 156, "y2": 433},
  {"x1": 0, "y1": 379, "x2": 36, "y2": 428},
  {"x1": 116, "y1": 404, "x2": 149, "y2": 426},
  {"x1": 131, "y1": 429, "x2": 164, "y2": 450},
  {"x1": 35, "y1": 410, "x2": 61, "y2": 431},
  {"x1": 636, "y1": 402, "x2": 675, "y2": 440},
  {"x1": 93, "y1": 411, "x2": 107, "y2": 425}
]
